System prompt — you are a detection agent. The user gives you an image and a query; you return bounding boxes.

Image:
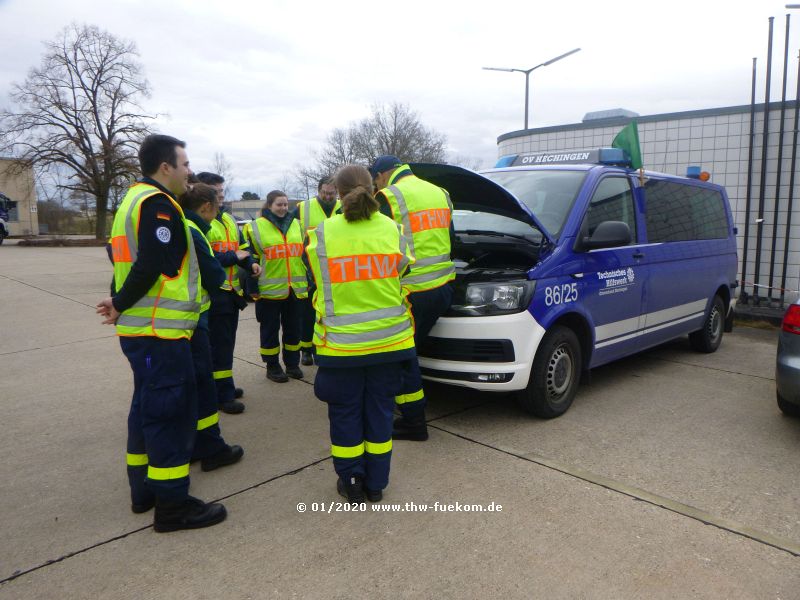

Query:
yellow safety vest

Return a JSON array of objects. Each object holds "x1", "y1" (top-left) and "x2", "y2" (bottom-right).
[
  {"x1": 245, "y1": 216, "x2": 308, "y2": 299},
  {"x1": 109, "y1": 183, "x2": 201, "y2": 339},
  {"x1": 186, "y1": 219, "x2": 218, "y2": 313},
  {"x1": 380, "y1": 164, "x2": 455, "y2": 293},
  {"x1": 207, "y1": 211, "x2": 246, "y2": 294},
  {"x1": 306, "y1": 213, "x2": 416, "y2": 357},
  {"x1": 297, "y1": 196, "x2": 341, "y2": 238}
]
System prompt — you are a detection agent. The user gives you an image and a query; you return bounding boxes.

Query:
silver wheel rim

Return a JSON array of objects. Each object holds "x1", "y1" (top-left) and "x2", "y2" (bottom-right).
[
  {"x1": 708, "y1": 306, "x2": 722, "y2": 345},
  {"x1": 546, "y1": 344, "x2": 573, "y2": 400}
]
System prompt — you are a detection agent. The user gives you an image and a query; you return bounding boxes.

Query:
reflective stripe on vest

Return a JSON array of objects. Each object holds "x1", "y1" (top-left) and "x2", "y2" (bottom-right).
[
  {"x1": 248, "y1": 217, "x2": 307, "y2": 299},
  {"x1": 306, "y1": 213, "x2": 415, "y2": 357},
  {"x1": 298, "y1": 196, "x2": 341, "y2": 238},
  {"x1": 207, "y1": 212, "x2": 243, "y2": 293},
  {"x1": 111, "y1": 183, "x2": 201, "y2": 340},
  {"x1": 383, "y1": 167, "x2": 455, "y2": 292},
  {"x1": 186, "y1": 220, "x2": 212, "y2": 313}
]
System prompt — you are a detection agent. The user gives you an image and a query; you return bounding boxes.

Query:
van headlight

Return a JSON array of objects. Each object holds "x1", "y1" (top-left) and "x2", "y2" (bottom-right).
[{"x1": 449, "y1": 281, "x2": 536, "y2": 316}]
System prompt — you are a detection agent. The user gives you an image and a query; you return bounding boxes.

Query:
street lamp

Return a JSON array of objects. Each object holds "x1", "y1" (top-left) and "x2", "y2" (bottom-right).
[{"x1": 483, "y1": 48, "x2": 581, "y2": 130}]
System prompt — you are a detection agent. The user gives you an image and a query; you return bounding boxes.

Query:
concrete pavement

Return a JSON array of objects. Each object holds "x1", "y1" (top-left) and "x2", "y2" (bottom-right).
[{"x1": 0, "y1": 246, "x2": 798, "y2": 599}]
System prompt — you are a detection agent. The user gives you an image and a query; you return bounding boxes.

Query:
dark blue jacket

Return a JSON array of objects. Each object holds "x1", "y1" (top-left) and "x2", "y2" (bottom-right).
[{"x1": 185, "y1": 210, "x2": 228, "y2": 330}]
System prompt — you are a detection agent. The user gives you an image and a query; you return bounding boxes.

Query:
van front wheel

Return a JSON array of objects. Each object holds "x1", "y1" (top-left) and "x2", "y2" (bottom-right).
[
  {"x1": 689, "y1": 295, "x2": 725, "y2": 353},
  {"x1": 516, "y1": 325, "x2": 582, "y2": 418}
]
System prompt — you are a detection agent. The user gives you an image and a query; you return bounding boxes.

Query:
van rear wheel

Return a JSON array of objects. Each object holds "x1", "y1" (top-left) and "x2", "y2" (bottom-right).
[
  {"x1": 516, "y1": 325, "x2": 582, "y2": 418},
  {"x1": 689, "y1": 295, "x2": 724, "y2": 353}
]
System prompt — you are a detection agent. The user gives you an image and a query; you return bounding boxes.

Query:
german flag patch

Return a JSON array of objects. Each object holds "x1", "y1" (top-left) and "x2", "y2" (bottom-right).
[{"x1": 156, "y1": 212, "x2": 171, "y2": 221}]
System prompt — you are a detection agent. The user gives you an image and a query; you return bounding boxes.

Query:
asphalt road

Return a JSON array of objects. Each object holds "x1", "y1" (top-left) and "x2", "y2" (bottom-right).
[{"x1": 1, "y1": 245, "x2": 798, "y2": 599}]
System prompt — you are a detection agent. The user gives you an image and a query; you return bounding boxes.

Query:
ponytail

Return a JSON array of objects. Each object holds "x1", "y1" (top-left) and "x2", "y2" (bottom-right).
[{"x1": 335, "y1": 165, "x2": 380, "y2": 222}]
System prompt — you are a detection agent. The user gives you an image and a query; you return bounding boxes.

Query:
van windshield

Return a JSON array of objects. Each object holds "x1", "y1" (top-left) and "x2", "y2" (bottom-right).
[{"x1": 483, "y1": 170, "x2": 586, "y2": 237}]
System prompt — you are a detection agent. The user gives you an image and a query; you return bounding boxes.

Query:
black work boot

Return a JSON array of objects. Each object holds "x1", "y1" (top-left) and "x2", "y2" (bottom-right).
[
  {"x1": 233, "y1": 387, "x2": 244, "y2": 399},
  {"x1": 266, "y1": 364, "x2": 288, "y2": 383},
  {"x1": 220, "y1": 400, "x2": 245, "y2": 414},
  {"x1": 392, "y1": 416, "x2": 429, "y2": 441},
  {"x1": 201, "y1": 444, "x2": 244, "y2": 472},
  {"x1": 286, "y1": 366, "x2": 304, "y2": 380},
  {"x1": 131, "y1": 493, "x2": 156, "y2": 514},
  {"x1": 364, "y1": 487, "x2": 383, "y2": 502},
  {"x1": 301, "y1": 351, "x2": 314, "y2": 366},
  {"x1": 153, "y1": 496, "x2": 227, "y2": 533},
  {"x1": 336, "y1": 475, "x2": 366, "y2": 504}
]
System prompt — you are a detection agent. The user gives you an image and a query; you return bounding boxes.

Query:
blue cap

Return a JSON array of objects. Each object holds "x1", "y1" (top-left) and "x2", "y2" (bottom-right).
[{"x1": 369, "y1": 155, "x2": 402, "y2": 178}]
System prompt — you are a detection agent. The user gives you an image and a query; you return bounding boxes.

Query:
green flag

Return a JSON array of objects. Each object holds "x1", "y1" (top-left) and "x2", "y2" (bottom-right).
[{"x1": 612, "y1": 121, "x2": 642, "y2": 170}]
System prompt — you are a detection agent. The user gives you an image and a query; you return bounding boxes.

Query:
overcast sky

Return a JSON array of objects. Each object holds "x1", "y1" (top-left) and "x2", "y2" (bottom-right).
[{"x1": 1, "y1": 0, "x2": 798, "y2": 196}]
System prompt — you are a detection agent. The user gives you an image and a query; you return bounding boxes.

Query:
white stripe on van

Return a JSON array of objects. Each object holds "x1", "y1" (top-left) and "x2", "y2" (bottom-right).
[{"x1": 594, "y1": 298, "x2": 708, "y2": 348}]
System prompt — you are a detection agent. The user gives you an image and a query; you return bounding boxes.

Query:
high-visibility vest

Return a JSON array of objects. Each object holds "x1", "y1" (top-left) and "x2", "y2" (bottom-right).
[
  {"x1": 306, "y1": 213, "x2": 415, "y2": 357},
  {"x1": 207, "y1": 211, "x2": 246, "y2": 294},
  {"x1": 245, "y1": 216, "x2": 308, "y2": 299},
  {"x1": 186, "y1": 219, "x2": 225, "y2": 313},
  {"x1": 109, "y1": 183, "x2": 201, "y2": 339},
  {"x1": 297, "y1": 196, "x2": 341, "y2": 238},
  {"x1": 380, "y1": 164, "x2": 455, "y2": 293}
]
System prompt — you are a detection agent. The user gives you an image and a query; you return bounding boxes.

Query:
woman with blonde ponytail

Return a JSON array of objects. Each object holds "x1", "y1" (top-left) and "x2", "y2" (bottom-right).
[{"x1": 305, "y1": 164, "x2": 416, "y2": 504}]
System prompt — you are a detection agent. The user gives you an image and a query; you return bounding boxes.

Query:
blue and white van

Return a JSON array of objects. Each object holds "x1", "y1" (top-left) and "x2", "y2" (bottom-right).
[{"x1": 413, "y1": 149, "x2": 738, "y2": 418}]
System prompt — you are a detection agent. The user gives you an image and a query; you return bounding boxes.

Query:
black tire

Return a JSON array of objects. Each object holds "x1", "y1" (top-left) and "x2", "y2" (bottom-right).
[
  {"x1": 689, "y1": 295, "x2": 725, "y2": 353},
  {"x1": 777, "y1": 392, "x2": 800, "y2": 417},
  {"x1": 516, "y1": 325, "x2": 582, "y2": 418}
]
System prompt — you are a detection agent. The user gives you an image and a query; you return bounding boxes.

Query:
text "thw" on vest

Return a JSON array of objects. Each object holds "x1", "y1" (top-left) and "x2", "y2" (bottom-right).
[{"x1": 329, "y1": 254, "x2": 400, "y2": 283}]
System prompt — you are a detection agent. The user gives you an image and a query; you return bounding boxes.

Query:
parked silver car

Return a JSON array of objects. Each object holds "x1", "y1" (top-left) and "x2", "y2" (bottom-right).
[{"x1": 776, "y1": 300, "x2": 800, "y2": 416}]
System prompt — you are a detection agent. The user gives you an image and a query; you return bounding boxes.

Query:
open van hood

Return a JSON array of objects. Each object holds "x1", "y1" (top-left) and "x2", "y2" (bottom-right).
[{"x1": 409, "y1": 163, "x2": 554, "y2": 245}]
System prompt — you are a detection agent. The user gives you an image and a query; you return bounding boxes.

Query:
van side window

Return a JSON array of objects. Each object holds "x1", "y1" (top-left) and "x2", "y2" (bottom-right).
[
  {"x1": 584, "y1": 177, "x2": 636, "y2": 241},
  {"x1": 644, "y1": 180, "x2": 728, "y2": 242}
]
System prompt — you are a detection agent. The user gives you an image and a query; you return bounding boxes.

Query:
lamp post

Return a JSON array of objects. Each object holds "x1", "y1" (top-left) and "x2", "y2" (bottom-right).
[{"x1": 483, "y1": 48, "x2": 581, "y2": 130}]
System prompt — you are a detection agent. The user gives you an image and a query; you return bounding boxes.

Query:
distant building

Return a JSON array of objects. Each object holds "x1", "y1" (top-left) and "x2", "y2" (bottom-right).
[
  {"x1": 0, "y1": 158, "x2": 39, "y2": 236},
  {"x1": 496, "y1": 102, "x2": 800, "y2": 310}
]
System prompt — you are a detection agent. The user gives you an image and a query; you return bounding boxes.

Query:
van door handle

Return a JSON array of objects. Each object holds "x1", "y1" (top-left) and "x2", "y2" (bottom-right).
[{"x1": 633, "y1": 252, "x2": 644, "y2": 259}]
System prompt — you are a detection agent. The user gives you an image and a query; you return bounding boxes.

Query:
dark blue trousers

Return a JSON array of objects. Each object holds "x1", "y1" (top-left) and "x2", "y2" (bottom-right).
[
  {"x1": 121, "y1": 336, "x2": 197, "y2": 505},
  {"x1": 397, "y1": 284, "x2": 453, "y2": 420},
  {"x1": 190, "y1": 326, "x2": 228, "y2": 460},
  {"x1": 315, "y1": 363, "x2": 402, "y2": 492},
  {"x1": 299, "y1": 296, "x2": 315, "y2": 352},
  {"x1": 209, "y1": 293, "x2": 239, "y2": 406},
  {"x1": 255, "y1": 292, "x2": 302, "y2": 368}
]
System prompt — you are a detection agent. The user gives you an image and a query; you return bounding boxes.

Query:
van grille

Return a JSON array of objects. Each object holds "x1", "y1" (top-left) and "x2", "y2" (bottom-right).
[{"x1": 417, "y1": 337, "x2": 515, "y2": 362}]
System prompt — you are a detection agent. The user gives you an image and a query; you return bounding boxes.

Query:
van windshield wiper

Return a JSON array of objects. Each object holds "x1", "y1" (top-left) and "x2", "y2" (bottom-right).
[{"x1": 458, "y1": 229, "x2": 541, "y2": 243}]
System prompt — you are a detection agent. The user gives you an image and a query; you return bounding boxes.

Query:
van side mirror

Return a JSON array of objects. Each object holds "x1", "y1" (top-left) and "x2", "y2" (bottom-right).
[{"x1": 580, "y1": 221, "x2": 632, "y2": 251}]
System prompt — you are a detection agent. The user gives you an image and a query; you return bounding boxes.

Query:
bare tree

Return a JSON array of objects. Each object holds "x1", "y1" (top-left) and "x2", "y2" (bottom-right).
[
  {"x1": 212, "y1": 152, "x2": 235, "y2": 199},
  {"x1": 300, "y1": 102, "x2": 448, "y2": 184},
  {"x1": 0, "y1": 23, "x2": 154, "y2": 239}
]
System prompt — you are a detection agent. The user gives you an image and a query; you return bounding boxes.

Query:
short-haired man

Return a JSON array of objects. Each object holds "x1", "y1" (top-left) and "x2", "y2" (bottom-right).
[
  {"x1": 294, "y1": 177, "x2": 340, "y2": 366},
  {"x1": 195, "y1": 171, "x2": 259, "y2": 414},
  {"x1": 97, "y1": 134, "x2": 226, "y2": 532},
  {"x1": 370, "y1": 155, "x2": 455, "y2": 442}
]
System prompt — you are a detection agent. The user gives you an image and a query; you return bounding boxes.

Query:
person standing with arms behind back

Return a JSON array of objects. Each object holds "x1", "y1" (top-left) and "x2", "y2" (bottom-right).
[
  {"x1": 370, "y1": 155, "x2": 455, "y2": 442},
  {"x1": 294, "y1": 177, "x2": 340, "y2": 366},
  {"x1": 306, "y1": 165, "x2": 415, "y2": 503},
  {"x1": 244, "y1": 190, "x2": 308, "y2": 382},
  {"x1": 96, "y1": 134, "x2": 226, "y2": 532}
]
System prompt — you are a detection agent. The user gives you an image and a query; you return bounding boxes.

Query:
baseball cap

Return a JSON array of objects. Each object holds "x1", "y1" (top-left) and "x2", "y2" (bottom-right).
[{"x1": 368, "y1": 155, "x2": 402, "y2": 178}]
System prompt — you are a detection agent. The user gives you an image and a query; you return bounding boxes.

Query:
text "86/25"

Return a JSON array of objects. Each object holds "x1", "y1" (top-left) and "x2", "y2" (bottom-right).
[{"x1": 544, "y1": 283, "x2": 578, "y2": 306}]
